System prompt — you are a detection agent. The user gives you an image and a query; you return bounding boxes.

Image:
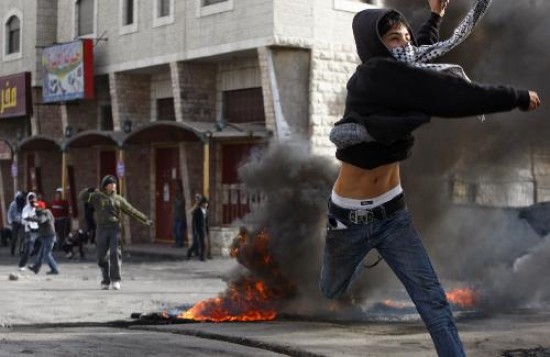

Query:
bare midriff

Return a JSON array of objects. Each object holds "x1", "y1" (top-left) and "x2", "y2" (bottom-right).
[{"x1": 333, "y1": 162, "x2": 400, "y2": 199}]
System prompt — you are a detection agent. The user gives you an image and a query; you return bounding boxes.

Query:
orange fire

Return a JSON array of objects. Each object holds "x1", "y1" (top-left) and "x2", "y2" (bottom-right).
[
  {"x1": 176, "y1": 229, "x2": 295, "y2": 322},
  {"x1": 446, "y1": 287, "x2": 478, "y2": 308},
  {"x1": 177, "y1": 277, "x2": 278, "y2": 322},
  {"x1": 382, "y1": 300, "x2": 410, "y2": 309}
]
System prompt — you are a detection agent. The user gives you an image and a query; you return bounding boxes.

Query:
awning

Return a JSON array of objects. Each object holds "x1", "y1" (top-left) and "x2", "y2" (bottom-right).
[
  {"x1": 63, "y1": 130, "x2": 123, "y2": 149},
  {"x1": 183, "y1": 122, "x2": 271, "y2": 141},
  {"x1": 18, "y1": 135, "x2": 62, "y2": 152}
]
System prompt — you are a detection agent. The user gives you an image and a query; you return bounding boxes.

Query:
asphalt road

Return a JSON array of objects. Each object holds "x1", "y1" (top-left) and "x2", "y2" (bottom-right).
[{"x1": 1, "y1": 244, "x2": 550, "y2": 357}]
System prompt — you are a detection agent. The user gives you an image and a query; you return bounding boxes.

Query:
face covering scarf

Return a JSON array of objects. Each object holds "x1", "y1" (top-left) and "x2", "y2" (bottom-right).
[
  {"x1": 330, "y1": 0, "x2": 492, "y2": 150},
  {"x1": 389, "y1": 0, "x2": 492, "y2": 82}
]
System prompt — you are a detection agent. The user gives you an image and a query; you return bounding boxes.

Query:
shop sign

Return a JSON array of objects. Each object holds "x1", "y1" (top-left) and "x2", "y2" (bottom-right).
[
  {"x1": 0, "y1": 72, "x2": 32, "y2": 119},
  {"x1": 42, "y1": 39, "x2": 94, "y2": 103}
]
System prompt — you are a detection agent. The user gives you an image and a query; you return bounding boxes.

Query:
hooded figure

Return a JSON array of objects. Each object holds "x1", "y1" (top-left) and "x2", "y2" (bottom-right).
[
  {"x1": 18, "y1": 192, "x2": 40, "y2": 270},
  {"x1": 319, "y1": 3, "x2": 539, "y2": 357},
  {"x1": 22, "y1": 192, "x2": 39, "y2": 233},
  {"x1": 330, "y1": 0, "x2": 493, "y2": 149},
  {"x1": 328, "y1": 6, "x2": 531, "y2": 169},
  {"x1": 7, "y1": 191, "x2": 26, "y2": 255}
]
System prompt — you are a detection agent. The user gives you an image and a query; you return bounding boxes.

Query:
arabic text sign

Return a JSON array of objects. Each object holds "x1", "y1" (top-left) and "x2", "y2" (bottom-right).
[
  {"x1": 42, "y1": 39, "x2": 94, "y2": 103},
  {"x1": 0, "y1": 72, "x2": 32, "y2": 119}
]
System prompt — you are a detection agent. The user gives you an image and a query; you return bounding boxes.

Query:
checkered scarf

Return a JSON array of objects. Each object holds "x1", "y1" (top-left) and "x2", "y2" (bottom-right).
[
  {"x1": 390, "y1": 0, "x2": 492, "y2": 122},
  {"x1": 389, "y1": 0, "x2": 492, "y2": 80}
]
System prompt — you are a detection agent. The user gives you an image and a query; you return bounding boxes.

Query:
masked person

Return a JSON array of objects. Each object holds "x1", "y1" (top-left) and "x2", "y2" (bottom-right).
[
  {"x1": 7, "y1": 191, "x2": 25, "y2": 256},
  {"x1": 79, "y1": 175, "x2": 153, "y2": 290},
  {"x1": 319, "y1": 2, "x2": 540, "y2": 357},
  {"x1": 18, "y1": 192, "x2": 39, "y2": 271}
]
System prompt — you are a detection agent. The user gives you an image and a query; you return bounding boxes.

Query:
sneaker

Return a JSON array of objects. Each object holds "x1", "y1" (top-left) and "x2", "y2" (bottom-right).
[
  {"x1": 66, "y1": 252, "x2": 73, "y2": 259},
  {"x1": 101, "y1": 284, "x2": 110, "y2": 290},
  {"x1": 46, "y1": 271, "x2": 59, "y2": 275},
  {"x1": 112, "y1": 281, "x2": 121, "y2": 290},
  {"x1": 28, "y1": 265, "x2": 39, "y2": 274},
  {"x1": 18, "y1": 267, "x2": 26, "y2": 272}
]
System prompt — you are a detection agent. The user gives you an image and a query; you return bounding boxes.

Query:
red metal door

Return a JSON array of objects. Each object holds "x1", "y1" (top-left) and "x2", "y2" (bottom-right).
[
  {"x1": 99, "y1": 150, "x2": 117, "y2": 181},
  {"x1": 155, "y1": 147, "x2": 179, "y2": 243}
]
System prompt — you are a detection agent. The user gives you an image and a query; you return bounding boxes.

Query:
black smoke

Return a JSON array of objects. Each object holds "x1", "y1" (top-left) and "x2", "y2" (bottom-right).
[
  {"x1": 387, "y1": 0, "x2": 550, "y2": 311},
  {"x1": 234, "y1": 1, "x2": 550, "y2": 314}
]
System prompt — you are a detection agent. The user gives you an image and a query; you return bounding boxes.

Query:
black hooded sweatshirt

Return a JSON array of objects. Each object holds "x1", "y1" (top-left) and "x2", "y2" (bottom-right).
[{"x1": 335, "y1": 9, "x2": 531, "y2": 170}]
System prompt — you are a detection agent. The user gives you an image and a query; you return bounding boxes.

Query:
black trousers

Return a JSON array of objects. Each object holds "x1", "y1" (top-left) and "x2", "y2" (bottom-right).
[
  {"x1": 187, "y1": 234, "x2": 205, "y2": 260},
  {"x1": 10, "y1": 223, "x2": 23, "y2": 256}
]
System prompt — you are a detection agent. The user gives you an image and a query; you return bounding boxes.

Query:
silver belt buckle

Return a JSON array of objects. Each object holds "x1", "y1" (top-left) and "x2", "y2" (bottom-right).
[{"x1": 349, "y1": 209, "x2": 374, "y2": 224}]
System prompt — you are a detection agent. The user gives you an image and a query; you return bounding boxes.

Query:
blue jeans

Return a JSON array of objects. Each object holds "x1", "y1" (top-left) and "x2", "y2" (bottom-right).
[
  {"x1": 320, "y1": 204, "x2": 465, "y2": 357},
  {"x1": 173, "y1": 219, "x2": 186, "y2": 247},
  {"x1": 31, "y1": 234, "x2": 59, "y2": 273}
]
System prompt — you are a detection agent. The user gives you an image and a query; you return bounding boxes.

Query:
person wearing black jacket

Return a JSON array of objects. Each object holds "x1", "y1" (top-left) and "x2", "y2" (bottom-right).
[
  {"x1": 187, "y1": 197, "x2": 209, "y2": 261},
  {"x1": 319, "y1": 2, "x2": 540, "y2": 357}
]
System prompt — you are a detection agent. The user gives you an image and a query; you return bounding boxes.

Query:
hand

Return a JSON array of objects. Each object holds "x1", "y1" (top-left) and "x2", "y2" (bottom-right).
[
  {"x1": 145, "y1": 219, "x2": 154, "y2": 226},
  {"x1": 527, "y1": 91, "x2": 541, "y2": 111},
  {"x1": 429, "y1": 0, "x2": 450, "y2": 17}
]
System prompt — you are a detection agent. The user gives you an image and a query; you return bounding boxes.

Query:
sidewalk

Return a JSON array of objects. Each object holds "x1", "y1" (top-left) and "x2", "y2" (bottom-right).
[{"x1": 123, "y1": 243, "x2": 189, "y2": 260}]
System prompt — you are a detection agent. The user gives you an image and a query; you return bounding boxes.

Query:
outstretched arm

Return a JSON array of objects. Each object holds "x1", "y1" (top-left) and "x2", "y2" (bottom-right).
[
  {"x1": 119, "y1": 197, "x2": 152, "y2": 225},
  {"x1": 356, "y1": 59, "x2": 537, "y2": 118}
]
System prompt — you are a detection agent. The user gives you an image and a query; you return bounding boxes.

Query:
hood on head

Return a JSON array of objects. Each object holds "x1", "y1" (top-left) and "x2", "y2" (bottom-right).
[
  {"x1": 14, "y1": 191, "x2": 22, "y2": 200},
  {"x1": 100, "y1": 175, "x2": 117, "y2": 189},
  {"x1": 26, "y1": 191, "x2": 36, "y2": 204},
  {"x1": 352, "y1": 8, "x2": 415, "y2": 63}
]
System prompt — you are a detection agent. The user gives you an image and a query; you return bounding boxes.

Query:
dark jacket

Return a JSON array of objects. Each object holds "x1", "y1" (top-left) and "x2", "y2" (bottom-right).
[
  {"x1": 335, "y1": 8, "x2": 530, "y2": 170},
  {"x1": 192, "y1": 206, "x2": 208, "y2": 239}
]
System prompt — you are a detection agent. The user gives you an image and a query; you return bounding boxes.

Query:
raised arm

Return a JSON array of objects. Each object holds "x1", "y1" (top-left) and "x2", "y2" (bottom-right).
[{"x1": 416, "y1": 0, "x2": 449, "y2": 45}]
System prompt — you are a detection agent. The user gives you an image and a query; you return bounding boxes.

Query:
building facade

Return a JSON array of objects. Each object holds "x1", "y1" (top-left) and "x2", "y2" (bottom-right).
[{"x1": 0, "y1": 0, "x2": 382, "y2": 250}]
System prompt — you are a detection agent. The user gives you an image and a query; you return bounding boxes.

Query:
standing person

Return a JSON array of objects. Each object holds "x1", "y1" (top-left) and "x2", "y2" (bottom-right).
[
  {"x1": 51, "y1": 188, "x2": 70, "y2": 250},
  {"x1": 7, "y1": 191, "x2": 25, "y2": 256},
  {"x1": 18, "y1": 192, "x2": 39, "y2": 271},
  {"x1": 83, "y1": 187, "x2": 96, "y2": 244},
  {"x1": 27, "y1": 201, "x2": 59, "y2": 275},
  {"x1": 319, "y1": 2, "x2": 540, "y2": 357},
  {"x1": 187, "y1": 197, "x2": 209, "y2": 261},
  {"x1": 79, "y1": 175, "x2": 152, "y2": 290},
  {"x1": 172, "y1": 184, "x2": 187, "y2": 248}
]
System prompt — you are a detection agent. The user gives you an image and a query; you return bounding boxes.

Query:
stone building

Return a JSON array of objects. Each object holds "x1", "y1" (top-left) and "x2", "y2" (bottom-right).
[{"x1": 0, "y1": 0, "x2": 382, "y2": 251}]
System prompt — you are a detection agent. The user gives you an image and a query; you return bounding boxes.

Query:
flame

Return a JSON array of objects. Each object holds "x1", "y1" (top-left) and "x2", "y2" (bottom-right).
[
  {"x1": 382, "y1": 300, "x2": 410, "y2": 309},
  {"x1": 446, "y1": 287, "x2": 478, "y2": 308},
  {"x1": 177, "y1": 277, "x2": 278, "y2": 322},
  {"x1": 176, "y1": 229, "x2": 295, "y2": 322}
]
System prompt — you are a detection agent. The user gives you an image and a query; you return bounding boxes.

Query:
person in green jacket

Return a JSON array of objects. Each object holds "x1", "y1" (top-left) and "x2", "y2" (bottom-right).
[{"x1": 79, "y1": 175, "x2": 152, "y2": 290}]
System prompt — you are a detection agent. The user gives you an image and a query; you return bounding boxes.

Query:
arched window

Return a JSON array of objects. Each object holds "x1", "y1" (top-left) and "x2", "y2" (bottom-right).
[
  {"x1": 77, "y1": 0, "x2": 94, "y2": 36},
  {"x1": 6, "y1": 15, "x2": 21, "y2": 54}
]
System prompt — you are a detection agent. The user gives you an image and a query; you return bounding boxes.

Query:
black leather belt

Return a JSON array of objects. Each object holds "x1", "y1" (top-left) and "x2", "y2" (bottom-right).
[{"x1": 329, "y1": 193, "x2": 406, "y2": 224}]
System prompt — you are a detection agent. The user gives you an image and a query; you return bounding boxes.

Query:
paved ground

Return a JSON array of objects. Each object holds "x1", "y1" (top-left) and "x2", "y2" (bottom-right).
[{"x1": 1, "y1": 244, "x2": 550, "y2": 356}]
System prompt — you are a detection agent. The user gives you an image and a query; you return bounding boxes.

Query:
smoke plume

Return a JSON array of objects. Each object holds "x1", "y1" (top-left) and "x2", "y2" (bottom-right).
[
  {"x1": 234, "y1": 1, "x2": 550, "y2": 315},
  {"x1": 386, "y1": 0, "x2": 550, "y2": 311}
]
